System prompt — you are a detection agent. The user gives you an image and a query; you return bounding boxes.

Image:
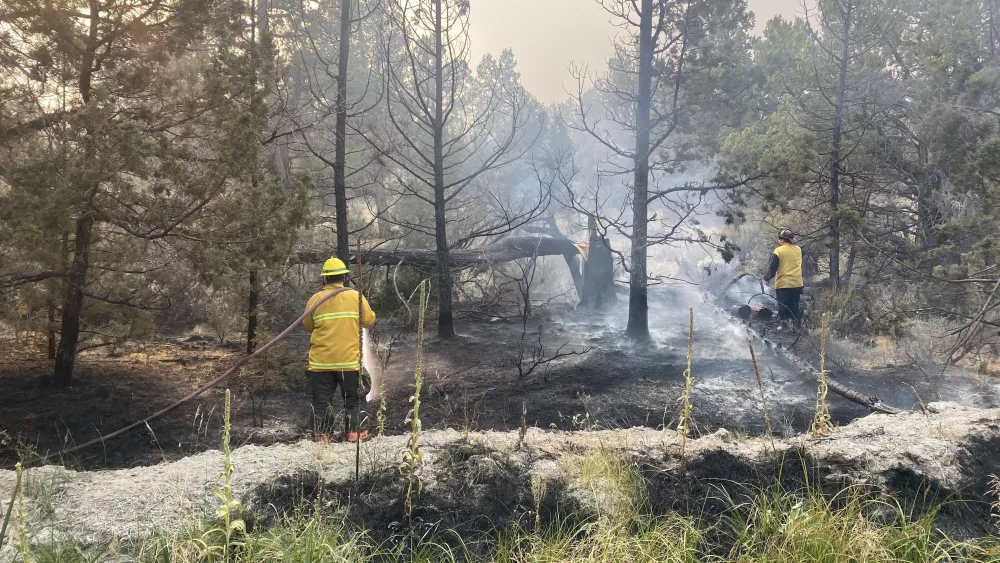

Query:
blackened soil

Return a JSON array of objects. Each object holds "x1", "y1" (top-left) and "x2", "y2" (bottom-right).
[
  {"x1": 4, "y1": 285, "x2": 997, "y2": 471},
  {"x1": 0, "y1": 339, "x2": 310, "y2": 470}
]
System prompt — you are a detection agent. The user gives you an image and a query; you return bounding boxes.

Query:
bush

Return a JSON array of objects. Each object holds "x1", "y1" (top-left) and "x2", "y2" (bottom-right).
[{"x1": 809, "y1": 284, "x2": 911, "y2": 338}]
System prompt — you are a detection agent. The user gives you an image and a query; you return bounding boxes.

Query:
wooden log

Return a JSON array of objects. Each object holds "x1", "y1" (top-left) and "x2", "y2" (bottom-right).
[
  {"x1": 522, "y1": 224, "x2": 584, "y2": 297},
  {"x1": 731, "y1": 304, "x2": 752, "y2": 320},
  {"x1": 294, "y1": 235, "x2": 619, "y2": 306},
  {"x1": 293, "y1": 236, "x2": 584, "y2": 269},
  {"x1": 825, "y1": 374, "x2": 901, "y2": 415},
  {"x1": 751, "y1": 305, "x2": 773, "y2": 322}
]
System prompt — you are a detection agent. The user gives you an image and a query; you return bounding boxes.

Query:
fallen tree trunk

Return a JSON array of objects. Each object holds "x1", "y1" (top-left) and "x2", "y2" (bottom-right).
[
  {"x1": 294, "y1": 235, "x2": 619, "y2": 308},
  {"x1": 825, "y1": 373, "x2": 901, "y2": 415},
  {"x1": 731, "y1": 304, "x2": 751, "y2": 320},
  {"x1": 522, "y1": 224, "x2": 585, "y2": 297},
  {"x1": 294, "y1": 236, "x2": 583, "y2": 269}
]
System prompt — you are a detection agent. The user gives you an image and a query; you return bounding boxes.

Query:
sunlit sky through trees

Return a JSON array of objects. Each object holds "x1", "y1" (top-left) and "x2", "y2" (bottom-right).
[{"x1": 469, "y1": 0, "x2": 801, "y2": 102}]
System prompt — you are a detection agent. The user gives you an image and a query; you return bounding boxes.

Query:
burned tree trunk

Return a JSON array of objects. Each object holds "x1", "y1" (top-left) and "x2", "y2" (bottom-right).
[
  {"x1": 825, "y1": 375, "x2": 900, "y2": 415},
  {"x1": 580, "y1": 234, "x2": 617, "y2": 311}
]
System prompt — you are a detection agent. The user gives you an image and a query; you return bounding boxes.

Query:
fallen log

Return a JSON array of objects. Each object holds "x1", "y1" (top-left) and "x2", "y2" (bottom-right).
[
  {"x1": 293, "y1": 236, "x2": 620, "y2": 309},
  {"x1": 731, "y1": 304, "x2": 751, "y2": 320},
  {"x1": 824, "y1": 375, "x2": 901, "y2": 414},
  {"x1": 522, "y1": 224, "x2": 584, "y2": 297},
  {"x1": 294, "y1": 236, "x2": 584, "y2": 269},
  {"x1": 732, "y1": 311, "x2": 904, "y2": 415}
]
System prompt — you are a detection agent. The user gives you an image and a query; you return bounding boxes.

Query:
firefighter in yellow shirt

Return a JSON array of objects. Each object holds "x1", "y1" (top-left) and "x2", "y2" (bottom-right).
[
  {"x1": 304, "y1": 257, "x2": 376, "y2": 442},
  {"x1": 763, "y1": 228, "x2": 804, "y2": 330}
]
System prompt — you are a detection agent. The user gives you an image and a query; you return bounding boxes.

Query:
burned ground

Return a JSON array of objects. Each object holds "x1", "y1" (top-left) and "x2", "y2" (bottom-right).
[{"x1": 2, "y1": 288, "x2": 998, "y2": 471}]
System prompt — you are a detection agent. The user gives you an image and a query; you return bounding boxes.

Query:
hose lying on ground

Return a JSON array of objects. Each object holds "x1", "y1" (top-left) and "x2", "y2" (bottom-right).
[{"x1": 47, "y1": 287, "x2": 352, "y2": 462}]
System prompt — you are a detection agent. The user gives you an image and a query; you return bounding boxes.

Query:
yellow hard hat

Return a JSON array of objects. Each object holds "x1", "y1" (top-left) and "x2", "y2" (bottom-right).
[{"x1": 322, "y1": 257, "x2": 349, "y2": 276}]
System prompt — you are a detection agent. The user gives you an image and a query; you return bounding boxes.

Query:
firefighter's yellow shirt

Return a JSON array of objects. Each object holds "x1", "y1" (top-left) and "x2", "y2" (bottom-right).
[
  {"x1": 304, "y1": 283, "x2": 376, "y2": 371},
  {"x1": 772, "y1": 243, "x2": 804, "y2": 289}
]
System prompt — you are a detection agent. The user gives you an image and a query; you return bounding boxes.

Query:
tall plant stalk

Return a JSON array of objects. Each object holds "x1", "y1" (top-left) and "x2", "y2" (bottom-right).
[
  {"x1": 402, "y1": 280, "x2": 428, "y2": 526},
  {"x1": 14, "y1": 463, "x2": 28, "y2": 562},
  {"x1": 356, "y1": 239, "x2": 364, "y2": 481},
  {"x1": 0, "y1": 461, "x2": 21, "y2": 549},
  {"x1": 376, "y1": 377, "x2": 387, "y2": 437},
  {"x1": 677, "y1": 307, "x2": 694, "y2": 465},
  {"x1": 748, "y1": 338, "x2": 776, "y2": 453},
  {"x1": 811, "y1": 313, "x2": 833, "y2": 437},
  {"x1": 213, "y1": 389, "x2": 245, "y2": 560}
]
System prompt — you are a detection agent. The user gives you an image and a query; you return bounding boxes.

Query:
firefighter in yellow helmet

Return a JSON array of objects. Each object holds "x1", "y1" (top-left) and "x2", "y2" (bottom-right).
[
  {"x1": 763, "y1": 228, "x2": 804, "y2": 330},
  {"x1": 304, "y1": 257, "x2": 376, "y2": 442}
]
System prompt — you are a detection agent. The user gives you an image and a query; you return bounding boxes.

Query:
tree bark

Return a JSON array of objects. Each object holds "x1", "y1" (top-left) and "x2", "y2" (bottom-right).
[
  {"x1": 246, "y1": 269, "x2": 259, "y2": 353},
  {"x1": 581, "y1": 234, "x2": 617, "y2": 311},
  {"x1": 47, "y1": 301, "x2": 57, "y2": 360},
  {"x1": 842, "y1": 230, "x2": 858, "y2": 286},
  {"x1": 54, "y1": 214, "x2": 94, "y2": 386},
  {"x1": 47, "y1": 231, "x2": 69, "y2": 360},
  {"x1": 626, "y1": 0, "x2": 653, "y2": 342},
  {"x1": 828, "y1": 0, "x2": 852, "y2": 290},
  {"x1": 333, "y1": 0, "x2": 352, "y2": 262},
  {"x1": 580, "y1": 215, "x2": 616, "y2": 310},
  {"x1": 433, "y1": 0, "x2": 455, "y2": 338},
  {"x1": 53, "y1": 2, "x2": 99, "y2": 386},
  {"x1": 917, "y1": 170, "x2": 944, "y2": 265},
  {"x1": 373, "y1": 182, "x2": 392, "y2": 238},
  {"x1": 825, "y1": 373, "x2": 900, "y2": 415}
]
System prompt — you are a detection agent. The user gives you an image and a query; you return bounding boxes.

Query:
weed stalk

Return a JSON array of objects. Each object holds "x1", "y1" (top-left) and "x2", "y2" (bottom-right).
[
  {"x1": 811, "y1": 312, "x2": 833, "y2": 437},
  {"x1": 213, "y1": 389, "x2": 244, "y2": 560},
  {"x1": 401, "y1": 280, "x2": 428, "y2": 527},
  {"x1": 16, "y1": 462, "x2": 29, "y2": 562},
  {"x1": 530, "y1": 472, "x2": 548, "y2": 532},
  {"x1": 0, "y1": 461, "x2": 21, "y2": 549},
  {"x1": 677, "y1": 307, "x2": 694, "y2": 466},
  {"x1": 990, "y1": 474, "x2": 1000, "y2": 531},
  {"x1": 356, "y1": 238, "x2": 364, "y2": 481},
  {"x1": 748, "y1": 338, "x2": 776, "y2": 453},
  {"x1": 519, "y1": 401, "x2": 527, "y2": 450},
  {"x1": 376, "y1": 378, "x2": 387, "y2": 438}
]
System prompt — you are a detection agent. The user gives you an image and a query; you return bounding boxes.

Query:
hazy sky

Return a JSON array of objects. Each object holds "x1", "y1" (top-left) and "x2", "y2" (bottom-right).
[{"x1": 469, "y1": 0, "x2": 801, "y2": 103}]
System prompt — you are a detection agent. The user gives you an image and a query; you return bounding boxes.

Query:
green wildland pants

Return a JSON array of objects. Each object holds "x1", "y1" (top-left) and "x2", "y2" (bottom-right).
[{"x1": 309, "y1": 370, "x2": 370, "y2": 435}]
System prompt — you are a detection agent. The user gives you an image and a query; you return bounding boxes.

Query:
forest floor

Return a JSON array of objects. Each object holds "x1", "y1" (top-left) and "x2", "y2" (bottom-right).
[{"x1": 2, "y1": 286, "x2": 999, "y2": 471}]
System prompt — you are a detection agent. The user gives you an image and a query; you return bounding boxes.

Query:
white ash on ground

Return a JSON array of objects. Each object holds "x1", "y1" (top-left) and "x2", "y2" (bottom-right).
[{"x1": 0, "y1": 401, "x2": 997, "y2": 553}]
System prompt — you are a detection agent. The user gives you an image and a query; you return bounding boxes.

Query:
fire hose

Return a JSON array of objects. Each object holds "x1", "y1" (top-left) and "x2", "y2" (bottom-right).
[{"x1": 47, "y1": 287, "x2": 352, "y2": 461}]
